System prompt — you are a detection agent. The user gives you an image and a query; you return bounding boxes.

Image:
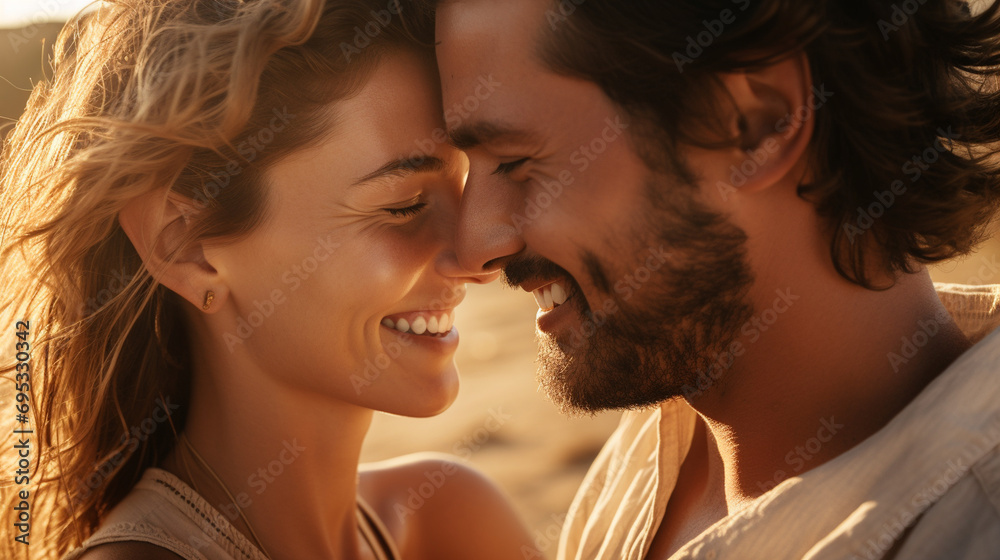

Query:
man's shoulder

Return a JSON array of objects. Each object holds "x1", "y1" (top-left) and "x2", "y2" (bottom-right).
[
  {"x1": 967, "y1": 443, "x2": 1000, "y2": 517},
  {"x1": 889, "y1": 443, "x2": 1000, "y2": 558}
]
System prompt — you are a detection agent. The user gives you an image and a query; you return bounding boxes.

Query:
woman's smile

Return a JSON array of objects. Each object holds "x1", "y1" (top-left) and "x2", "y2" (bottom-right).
[{"x1": 382, "y1": 309, "x2": 457, "y2": 336}]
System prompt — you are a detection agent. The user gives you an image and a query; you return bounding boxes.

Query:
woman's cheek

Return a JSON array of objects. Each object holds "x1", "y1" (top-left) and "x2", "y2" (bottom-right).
[{"x1": 361, "y1": 230, "x2": 434, "y2": 284}]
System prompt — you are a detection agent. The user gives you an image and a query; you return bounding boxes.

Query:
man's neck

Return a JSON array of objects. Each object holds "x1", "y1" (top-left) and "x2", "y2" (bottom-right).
[{"x1": 688, "y1": 268, "x2": 972, "y2": 511}]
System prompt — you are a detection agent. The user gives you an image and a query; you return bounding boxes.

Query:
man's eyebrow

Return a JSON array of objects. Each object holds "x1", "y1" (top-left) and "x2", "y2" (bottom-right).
[
  {"x1": 448, "y1": 121, "x2": 538, "y2": 151},
  {"x1": 351, "y1": 156, "x2": 446, "y2": 186}
]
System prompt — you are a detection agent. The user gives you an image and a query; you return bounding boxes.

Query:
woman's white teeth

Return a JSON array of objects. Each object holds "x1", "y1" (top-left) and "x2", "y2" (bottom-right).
[
  {"x1": 384, "y1": 312, "x2": 454, "y2": 336},
  {"x1": 533, "y1": 282, "x2": 568, "y2": 311}
]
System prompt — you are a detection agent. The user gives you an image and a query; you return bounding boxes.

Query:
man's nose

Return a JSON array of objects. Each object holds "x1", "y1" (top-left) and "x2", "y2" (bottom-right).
[{"x1": 456, "y1": 172, "x2": 526, "y2": 275}]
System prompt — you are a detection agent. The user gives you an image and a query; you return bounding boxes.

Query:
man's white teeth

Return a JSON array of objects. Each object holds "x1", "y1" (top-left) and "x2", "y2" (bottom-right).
[
  {"x1": 532, "y1": 282, "x2": 569, "y2": 311},
  {"x1": 382, "y1": 312, "x2": 454, "y2": 336},
  {"x1": 532, "y1": 290, "x2": 546, "y2": 309},
  {"x1": 551, "y1": 283, "x2": 567, "y2": 306}
]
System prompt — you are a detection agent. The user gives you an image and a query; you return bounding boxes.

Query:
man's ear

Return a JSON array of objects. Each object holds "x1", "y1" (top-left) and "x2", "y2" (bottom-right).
[
  {"x1": 118, "y1": 187, "x2": 227, "y2": 313},
  {"x1": 702, "y1": 52, "x2": 817, "y2": 202}
]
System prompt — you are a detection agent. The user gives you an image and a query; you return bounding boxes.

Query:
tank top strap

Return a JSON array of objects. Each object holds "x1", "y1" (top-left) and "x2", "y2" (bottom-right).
[{"x1": 356, "y1": 495, "x2": 402, "y2": 560}]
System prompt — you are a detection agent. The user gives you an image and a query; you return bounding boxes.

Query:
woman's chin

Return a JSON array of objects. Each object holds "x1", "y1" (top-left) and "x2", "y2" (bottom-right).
[{"x1": 386, "y1": 362, "x2": 461, "y2": 418}]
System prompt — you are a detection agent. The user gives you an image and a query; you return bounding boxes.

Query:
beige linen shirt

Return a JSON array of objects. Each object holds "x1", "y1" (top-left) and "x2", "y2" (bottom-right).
[{"x1": 559, "y1": 283, "x2": 1000, "y2": 560}]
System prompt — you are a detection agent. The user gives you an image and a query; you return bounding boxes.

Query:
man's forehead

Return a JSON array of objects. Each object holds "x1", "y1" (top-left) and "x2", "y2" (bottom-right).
[
  {"x1": 438, "y1": 0, "x2": 550, "y2": 27},
  {"x1": 436, "y1": 0, "x2": 550, "y2": 65},
  {"x1": 436, "y1": 0, "x2": 554, "y2": 111}
]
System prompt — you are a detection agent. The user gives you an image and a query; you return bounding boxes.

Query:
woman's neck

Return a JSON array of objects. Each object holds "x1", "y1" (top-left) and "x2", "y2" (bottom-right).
[{"x1": 161, "y1": 357, "x2": 377, "y2": 559}]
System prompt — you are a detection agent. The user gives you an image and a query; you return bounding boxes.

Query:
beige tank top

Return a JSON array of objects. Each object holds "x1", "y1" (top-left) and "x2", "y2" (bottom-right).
[{"x1": 61, "y1": 467, "x2": 400, "y2": 560}]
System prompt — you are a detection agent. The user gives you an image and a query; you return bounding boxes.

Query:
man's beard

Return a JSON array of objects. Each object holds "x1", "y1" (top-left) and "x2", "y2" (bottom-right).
[{"x1": 504, "y1": 177, "x2": 756, "y2": 415}]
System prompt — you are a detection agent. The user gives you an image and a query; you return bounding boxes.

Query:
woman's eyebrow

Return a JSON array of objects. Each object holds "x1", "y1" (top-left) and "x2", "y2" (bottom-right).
[{"x1": 351, "y1": 155, "x2": 446, "y2": 186}]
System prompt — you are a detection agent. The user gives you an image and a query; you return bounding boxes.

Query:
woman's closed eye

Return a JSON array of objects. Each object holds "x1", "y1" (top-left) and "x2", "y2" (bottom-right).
[{"x1": 384, "y1": 201, "x2": 427, "y2": 218}]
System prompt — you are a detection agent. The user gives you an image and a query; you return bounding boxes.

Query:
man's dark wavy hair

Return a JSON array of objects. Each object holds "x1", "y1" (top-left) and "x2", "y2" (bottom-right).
[{"x1": 420, "y1": 0, "x2": 1000, "y2": 289}]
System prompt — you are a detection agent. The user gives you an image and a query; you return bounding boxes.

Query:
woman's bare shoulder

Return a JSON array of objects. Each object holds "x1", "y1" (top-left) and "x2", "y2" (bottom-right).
[
  {"x1": 74, "y1": 541, "x2": 186, "y2": 560},
  {"x1": 359, "y1": 452, "x2": 541, "y2": 559}
]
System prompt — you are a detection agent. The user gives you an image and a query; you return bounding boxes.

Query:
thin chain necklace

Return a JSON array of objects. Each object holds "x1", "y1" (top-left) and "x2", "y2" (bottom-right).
[
  {"x1": 177, "y1": 433, "x2": 394, "y2": 560},
  {"x1": 179, "y1": 433, "x2": 273, "y2": 558}
]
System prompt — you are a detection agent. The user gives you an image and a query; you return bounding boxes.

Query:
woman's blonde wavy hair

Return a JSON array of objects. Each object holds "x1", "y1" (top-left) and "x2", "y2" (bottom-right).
[{"x1": 0, "y1": 0, "x2": 431, "y2": 557}]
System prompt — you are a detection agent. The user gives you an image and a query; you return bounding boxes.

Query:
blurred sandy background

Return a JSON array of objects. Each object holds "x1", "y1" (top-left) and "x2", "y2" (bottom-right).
[{"x1": 0, "y1": 18, "x2": 998, "y2": 559}]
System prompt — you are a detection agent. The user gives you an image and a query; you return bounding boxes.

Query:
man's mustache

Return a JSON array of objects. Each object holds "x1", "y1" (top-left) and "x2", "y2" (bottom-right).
[{"x1": 501, "y1": 254, "x2": 574, "y2": 290}]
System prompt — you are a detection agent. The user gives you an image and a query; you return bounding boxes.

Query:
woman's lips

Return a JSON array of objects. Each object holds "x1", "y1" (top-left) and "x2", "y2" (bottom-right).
[{"x1": 382, "y1": 309, "x2": 455, "y2": 336}]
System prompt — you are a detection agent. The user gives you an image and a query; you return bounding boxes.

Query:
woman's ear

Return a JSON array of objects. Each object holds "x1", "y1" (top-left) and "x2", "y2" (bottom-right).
[
  {"x1": 700, "y1": 52, "x2": 820, "y2": 202},
  {"x1": 118, "y1": 187, "x2": 228, "y2": 313}
]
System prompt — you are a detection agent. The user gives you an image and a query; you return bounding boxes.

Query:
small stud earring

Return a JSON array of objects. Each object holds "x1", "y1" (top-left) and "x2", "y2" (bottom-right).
[{"x1": 202, "y1": 290, "x2": 215, "y2": 311}]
